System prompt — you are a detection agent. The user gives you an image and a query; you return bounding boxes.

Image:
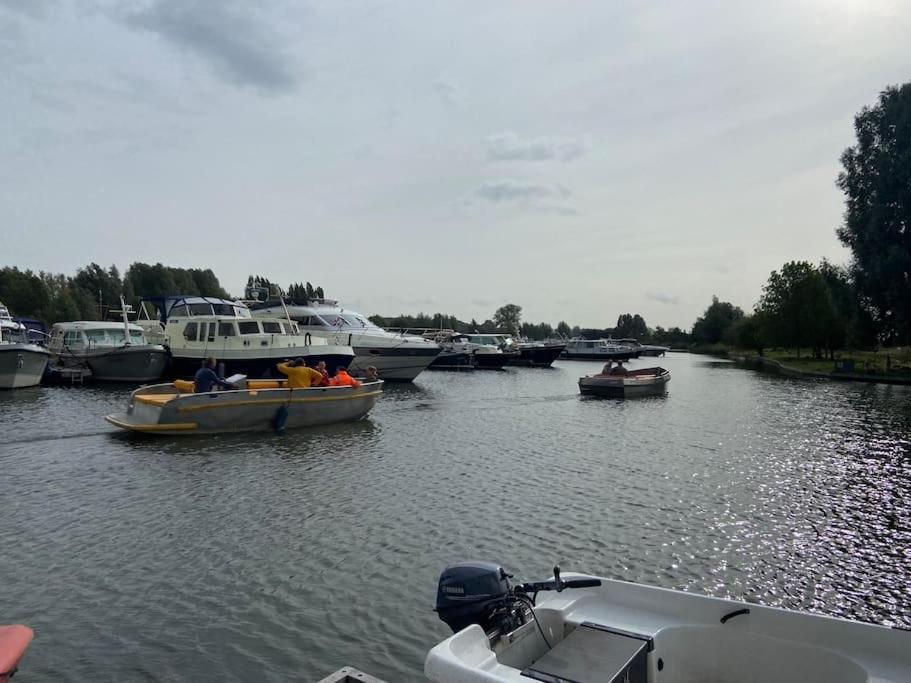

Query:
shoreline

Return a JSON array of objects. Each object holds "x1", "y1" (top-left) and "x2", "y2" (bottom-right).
[{"x1": 731, "y1": 354, "x2": 911, "y2": 386}]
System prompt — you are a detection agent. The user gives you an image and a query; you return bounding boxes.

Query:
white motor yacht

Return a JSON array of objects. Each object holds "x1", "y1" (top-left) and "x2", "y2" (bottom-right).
[
  {"x1": 427, "y1": 562, "x2": 910, "y2": 683},
  {"x1": 136, "y1": 296, "x2": 354, "y2": 379},
  {"x1": 250, "y1": 299, "x2": 440, "y2": 382},
  {"x1": 561, "y1": 337, "x2": 639, "y2": 361},
  {"x1": 0, "y1": 302, "x2": 49, "y2": 389}
]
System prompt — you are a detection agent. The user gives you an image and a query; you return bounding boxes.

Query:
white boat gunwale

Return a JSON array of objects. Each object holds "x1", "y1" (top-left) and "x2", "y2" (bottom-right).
[{"x1": 426, "y1": 572, "x2": 911, "y2": 683}]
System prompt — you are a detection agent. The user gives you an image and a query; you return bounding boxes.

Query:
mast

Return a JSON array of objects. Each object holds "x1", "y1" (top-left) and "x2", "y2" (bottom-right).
[{"x1": 120, "y1": 295, "x2": 132, "y2": 345}]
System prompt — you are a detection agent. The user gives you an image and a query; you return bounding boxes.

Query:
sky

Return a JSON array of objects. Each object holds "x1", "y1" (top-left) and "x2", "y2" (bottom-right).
[{"x1": 2, "y1": 0, "x2": 910, "y2": 329}]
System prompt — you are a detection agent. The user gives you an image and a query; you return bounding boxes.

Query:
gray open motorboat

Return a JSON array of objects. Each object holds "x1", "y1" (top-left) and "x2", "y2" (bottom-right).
[
  {"x1": 579, "y1": 366, "x2": 670, "y2": 398},
  {"x1": 105, "y1": 377, "x2": 383, "y2": 435}
]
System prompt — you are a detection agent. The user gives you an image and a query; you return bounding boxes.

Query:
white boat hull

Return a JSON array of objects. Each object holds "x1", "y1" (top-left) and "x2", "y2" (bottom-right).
[
  {"x1": 426, "y1": 573, "x2": 911, "y2": 683},
  {"x1": 0, "y1": 344, "x2": 49, "y2": 389},
  {"x1": 347, "y1": 346, "x2": 441, "y2": 381},
  {"x1": 105, "y1": 380, "x2": 383, "y2": 435}
]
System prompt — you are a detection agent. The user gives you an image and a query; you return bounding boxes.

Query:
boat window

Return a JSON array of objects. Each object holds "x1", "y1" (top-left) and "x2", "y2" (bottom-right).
[
  {"x1": 233, "y1": 306, "x2": 252, "y2": 319},
  {"x1": 130, "y1": 330, "x2": 144, "y2": 343},
  {"x1": 204, "y1": 323, "x2": 215, "y2": 342},
  {"x1": 261, "y1": 321, "x2": 281, "y2": 333},
  {"x1": 293, "y1": 316, "x2": 312, "y2": 326},
  {"x1": 183, "y1": 322, "x2": 198, "y2": 341},
  {"x1": 238, "y1": 321, "x2": 260, "y2": 335},
  {"x1": 169, "y1": 304, "x2": 190, "y2": 318},
  {"x1": 188, "y1": 303, "x2": 212, "y2": 316},
  {"x1": 217, "y1": 322, "x2": 236, "y2": 337},
  {"x1": 311, "y1": 315, "x2": 335, "y2": 328},
  {"x1": 211, "y1": 303, "x2": 233, "y2": 316},
  {"x1": 64, "y1": 330, "x2": 83, "y2": 347}
]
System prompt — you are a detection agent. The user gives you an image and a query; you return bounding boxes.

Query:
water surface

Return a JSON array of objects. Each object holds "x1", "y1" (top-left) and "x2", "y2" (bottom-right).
[{"x1": 1, "y1": 354, "x2": 909, "y2": 681}]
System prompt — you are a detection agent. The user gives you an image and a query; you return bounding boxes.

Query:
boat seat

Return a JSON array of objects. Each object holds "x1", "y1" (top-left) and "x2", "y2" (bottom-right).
[
  {"x1": 135, "y1": 393, "x2": 179, "y2": 406},
  {"x1": 247, "y1": 380, "x2": 284, "y2": 390},
  {"x1": 173, "y1": 379, "x2": 195, "y2": 393}
]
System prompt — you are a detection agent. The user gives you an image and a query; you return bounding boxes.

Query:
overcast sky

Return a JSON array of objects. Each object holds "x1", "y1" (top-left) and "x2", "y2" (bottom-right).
[{"x1": 2, "y1": 0, "x2": 910, "y2": 329}]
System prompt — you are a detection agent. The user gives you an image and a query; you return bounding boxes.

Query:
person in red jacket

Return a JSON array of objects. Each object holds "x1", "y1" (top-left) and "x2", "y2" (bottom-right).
[
  {"x1": 330, "y1": 366, "x2": 362, "y2": 387},
  {"x1": 315, "y1": 360, "x2": 331, "y2": 386}
]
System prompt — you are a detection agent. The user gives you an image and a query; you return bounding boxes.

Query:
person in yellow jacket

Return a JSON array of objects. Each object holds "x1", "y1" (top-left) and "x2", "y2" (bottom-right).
[{"x1": 276, "y1": 358, "x2": 325, "y2": 388}]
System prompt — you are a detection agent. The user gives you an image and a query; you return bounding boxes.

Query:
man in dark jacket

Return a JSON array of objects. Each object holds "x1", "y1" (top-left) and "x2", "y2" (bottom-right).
[{"x1": 194, "y1": 357, "x2": 235, "y2": 393}]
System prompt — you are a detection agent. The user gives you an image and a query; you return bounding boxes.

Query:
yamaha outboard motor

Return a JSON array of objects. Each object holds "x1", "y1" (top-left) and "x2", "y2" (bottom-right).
[{"x1": 435, "y1": 562, "x2": 511, "y2": 634}]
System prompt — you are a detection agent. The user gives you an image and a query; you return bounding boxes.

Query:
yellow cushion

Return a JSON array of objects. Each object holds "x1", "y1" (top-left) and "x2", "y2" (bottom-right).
[
  {"x1": 173, "y1": 379, "x2": 195, "y2": 393},
  {"x1": 135, "y1": 393, "x2": 178, "y2": 406}
]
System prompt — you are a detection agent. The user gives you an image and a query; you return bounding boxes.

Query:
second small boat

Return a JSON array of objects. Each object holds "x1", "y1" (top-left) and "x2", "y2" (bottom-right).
[{"x1": 579, "y1": 366, "x2": 670, "y2": 398}]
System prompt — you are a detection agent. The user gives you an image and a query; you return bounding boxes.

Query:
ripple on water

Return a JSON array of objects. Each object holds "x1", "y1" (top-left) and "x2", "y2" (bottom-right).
[{"x1": 1, "y1": 356, "x2": 910, "y2": 680}]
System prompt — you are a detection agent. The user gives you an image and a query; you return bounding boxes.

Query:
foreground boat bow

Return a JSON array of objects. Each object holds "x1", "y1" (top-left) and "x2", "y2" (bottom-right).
[{"x1": 426, "y1": 563, "x2": 910, "y2": 683}]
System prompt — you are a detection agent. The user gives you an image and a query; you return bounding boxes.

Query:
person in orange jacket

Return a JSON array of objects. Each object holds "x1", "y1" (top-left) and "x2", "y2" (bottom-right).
[{"x1": 329, "y1": 366, "x2": 362, "y2": 387}]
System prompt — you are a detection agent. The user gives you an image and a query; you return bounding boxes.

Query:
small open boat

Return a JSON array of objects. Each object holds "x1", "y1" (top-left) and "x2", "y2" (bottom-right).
[
  {"x1": 105, "y1": 378, "x2": 383, "y2": 435},
  {"x1": 579, "y1": 366, "x2": 670, "y2": 398},
  {"x1": 426, "y1": 562, "x2": 911, "y2": 683}
]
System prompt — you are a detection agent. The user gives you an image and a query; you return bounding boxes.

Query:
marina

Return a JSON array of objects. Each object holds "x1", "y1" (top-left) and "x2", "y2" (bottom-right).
[{"x1": 2, "y1": 353, "x2": 909, "y2": 680}]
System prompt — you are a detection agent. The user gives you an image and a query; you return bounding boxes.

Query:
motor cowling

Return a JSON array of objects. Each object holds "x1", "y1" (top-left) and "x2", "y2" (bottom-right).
[{"x1": 435, "y1": 562, "x2": 511, "y2": 634}]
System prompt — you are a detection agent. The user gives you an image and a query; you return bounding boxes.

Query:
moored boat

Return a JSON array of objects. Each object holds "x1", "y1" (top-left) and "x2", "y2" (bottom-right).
[
  {"x1": 0, "y1": 624, "x2": 33, "y2": 683},
  {"x1": 426, "y1": 562, "x2": 911, "y2": 683},
  {"x1": 47, "y1": 321, "x2": 168, "y2": 382},
  {"x1": 579, "y1": 366, "x2": 670, "y2": 397},
  {"x1": 508, "y1": 340, "x2": 566, "y2": 367},
  {"x1": 561, "y1": 337, "x2": 638, "y2": 361},
  {"x1": 136, "y1": 296, "x2": 355, "y2": 378},
  {"x1": 0, "y1": 302, "x2": 50, "y2": 389},
  {"x1": 105, "y1": 377, "x2": 383, "y2": 435}
]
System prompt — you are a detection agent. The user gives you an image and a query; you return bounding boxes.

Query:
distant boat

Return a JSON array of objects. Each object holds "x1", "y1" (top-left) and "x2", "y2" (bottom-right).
[
  {"x1": 579, "y1": 366, "x2": 670, "y2": 398},
  {"x1": 421, "y1": 331, "x2": 514, "y2": 370},
  {"x1": 615, "y1": 338, "x2": 669, "y2": 357},
  {"x1": 509, "y1": 339, "x2": 566, "y2": 367},
  {"x1": 0, "y1": 302, "x2": 49, "y2": 389},
  {"x1": 105, "y1": 378, "x2": 383, "y2": 435},
  {"x1": 560, "y1": 337, "x2": 638, "y2": 361}
]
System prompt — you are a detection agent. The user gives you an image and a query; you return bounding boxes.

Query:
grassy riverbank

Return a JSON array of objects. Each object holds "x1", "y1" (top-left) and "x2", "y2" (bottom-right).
[{"x1": 733, "y1": 348, "x2": 911, "y2": 382}]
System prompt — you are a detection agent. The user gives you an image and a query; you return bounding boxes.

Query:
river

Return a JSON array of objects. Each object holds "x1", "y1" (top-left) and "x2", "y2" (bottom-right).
[{"x1": 1, "y1": 353, "x2": 909, "y2": 681}]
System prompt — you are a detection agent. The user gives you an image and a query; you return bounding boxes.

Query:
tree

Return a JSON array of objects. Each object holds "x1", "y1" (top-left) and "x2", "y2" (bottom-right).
[
  {"x1": 615, "y1": 313, "x2": 648, "y2": 339},
  {"x1": 836, "y1": 82, "x2": 911, "y2": 344},
  {"x1": 724, "y1": 313, "x2": 768, "y2": 355},
  {"x1": 757, "y1": 261, "x2": 834, "y2": 358},
  {"x1": 493, "y1": 304, "x2": 522, "y2": 332},
  {"x1": 691, "y1": 296, "x2": 744, "y2": 345}
]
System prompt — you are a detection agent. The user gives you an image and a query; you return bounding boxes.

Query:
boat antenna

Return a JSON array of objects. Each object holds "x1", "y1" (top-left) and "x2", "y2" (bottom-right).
[
  {"x1": 120, "y1": 295, "x2": 132, "y2": 345},
  {"x1": 278, "y1": 287, "x2": 293, "y2": 328}
]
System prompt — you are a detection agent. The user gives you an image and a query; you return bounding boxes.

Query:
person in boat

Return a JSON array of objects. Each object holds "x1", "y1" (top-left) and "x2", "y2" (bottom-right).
[
  {"x1": 315, "y1": 360, "x2": 331, "y2": 387},
  {"x1": 364, "y1": 366, "x2": 379, "y2": 382},
  {"x1": 194, "y1": 357, "x2": 236, "y2": 393},
  {"x1": 277, "y1": 357, "x2": 325, "y2": 388},
  {"x1": 330, "y1": 366, "x2": 362, "y2": 387},
  {"x1": 600, "y1": 361, "x2": 614, "y2": 375},
  {"x1": 609, "y1": 361, "x2": 629, "y2": 375}
]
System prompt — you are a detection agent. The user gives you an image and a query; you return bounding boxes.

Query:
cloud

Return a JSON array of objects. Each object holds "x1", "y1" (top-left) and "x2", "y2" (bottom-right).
[
  {"x1": 0, "y1": 0, "x2": 56, "y2": 19},
  {"x1": 486, "y1": 131, "x2": 588, "y2": 162},
  {"x1": 474, "y1": 179, "x2": 571, "y2": 203},
  {"x1": 125, "y1": 0, "x2": 298, "y2": 93},
  {"x1": 432, "y1": 75, "x2": 459, "y2": 105},
  {"x1": 647, "y1": 291, "x2": 681, "y2": 305}
]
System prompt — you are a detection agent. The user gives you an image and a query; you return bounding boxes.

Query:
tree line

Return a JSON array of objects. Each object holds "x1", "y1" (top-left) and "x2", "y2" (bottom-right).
[
  {"x1": 0, "y1": 263, "x2": 230, "y2": 324},
  {"x1": 245, "y1": 275, "x2": 325, "y2": 303}
]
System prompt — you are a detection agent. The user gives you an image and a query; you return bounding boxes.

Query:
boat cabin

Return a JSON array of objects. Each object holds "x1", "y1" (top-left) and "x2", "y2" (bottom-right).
[{"x1": 48, "y1": 322, "x2": 149, "y2": 351}]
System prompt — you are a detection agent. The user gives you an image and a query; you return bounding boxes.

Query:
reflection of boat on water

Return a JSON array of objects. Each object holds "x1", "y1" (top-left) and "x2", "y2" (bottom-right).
[
  {"x1": 47, "y1": 321, "x2": 168, "y2": 382},
  {"x1": 560, "y1": 337, "x2": 638, "y2": 361},
  {"x1": 579, "y1": 366, "x2": 670, "y2": 398},
  {"x1": 427, "y1": 561, "x2": 911, "y2": 683},
  {"x1": 250, "y1": 298, "x2": 441, "y2": 382},
  {"x1": 105, "y1": 378, "x2": 383, "y2": 435},
  {"x1": 0, "y1": 302, "x2": 49, "y2": 389},
  {"x1": 136, "y1": 296, "x2": 354, "y2": 378}
]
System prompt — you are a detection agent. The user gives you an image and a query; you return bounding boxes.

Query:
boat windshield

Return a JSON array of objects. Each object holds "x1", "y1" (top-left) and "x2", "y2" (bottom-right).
[
  {"x1": 311, "y1": 312, "x2": 381, "y2": 330},
  {"x1": 85, "y1": 328, "x2": 145, "y2": 346}
]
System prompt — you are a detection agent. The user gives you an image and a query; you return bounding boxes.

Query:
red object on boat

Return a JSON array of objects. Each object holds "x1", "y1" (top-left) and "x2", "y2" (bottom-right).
[{"x1": 0, "y1": 625, "x2": 33, "y2": 683}]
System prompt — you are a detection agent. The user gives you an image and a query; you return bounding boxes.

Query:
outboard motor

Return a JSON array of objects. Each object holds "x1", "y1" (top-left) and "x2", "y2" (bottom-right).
[{"x1": 435, "y1": 562, "x2": 511, "y2": 634}]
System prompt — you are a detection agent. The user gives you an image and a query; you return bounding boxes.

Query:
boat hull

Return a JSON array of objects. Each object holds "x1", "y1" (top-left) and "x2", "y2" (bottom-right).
[
  {"x1": 348, "y1": 345, "x2": 440, "y2": 382},
  {"x1": 473, "y1": 352, "x2": 513, "y2": 370},
  {"x1": 0, "y1": 345, "x2": 49, "y2": 389},
  {"x1": 430, "y1": 351, "x2": 474, "y2": 370},
  {"x1": 105, "y1": 380, "x2": 383, "y2": 435},
  {"x1": 51, "y1": 345, "x2": 168, "y2": 382},
  {"x1": 506, "y1": 343, "x2": 566, "y2": 367},
  {"x1": 579, "y1": 370, "x2": 670, "y2": 398},
  {"x1": 167, "y1": 346, "x2": 355, "y2": 379},
  {"x1": 561, "y1": 350, "x2": 638, "y2": 361}
]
